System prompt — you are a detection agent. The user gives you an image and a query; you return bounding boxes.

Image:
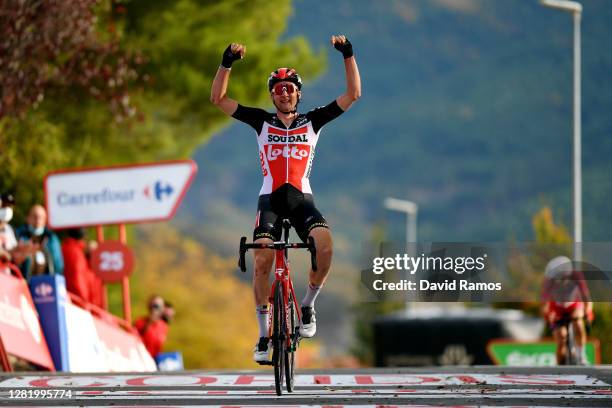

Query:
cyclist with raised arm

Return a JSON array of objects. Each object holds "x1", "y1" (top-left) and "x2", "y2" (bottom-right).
[
  {"x1": 210, "y1": 36, "x2": 361, "y2": 362},
  {"x1": 541, "y1": 256, "x2": 594, "y2": 365}
]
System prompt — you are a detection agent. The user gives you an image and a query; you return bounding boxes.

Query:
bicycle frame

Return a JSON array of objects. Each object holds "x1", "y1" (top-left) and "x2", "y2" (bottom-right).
[{"x1": 270, "y1": 239, "x2": 301, "y2": 349}]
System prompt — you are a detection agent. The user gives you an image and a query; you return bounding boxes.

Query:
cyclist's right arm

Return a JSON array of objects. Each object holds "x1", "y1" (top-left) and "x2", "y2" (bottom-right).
[{"x1": 210, "y1": 43, "x2": 245, "y2": 116}]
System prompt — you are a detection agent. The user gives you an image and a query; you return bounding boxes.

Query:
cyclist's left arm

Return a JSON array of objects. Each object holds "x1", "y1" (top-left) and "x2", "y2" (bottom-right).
[{"x1": 332, "y1": 35, "x2": 361, "y2": 111}]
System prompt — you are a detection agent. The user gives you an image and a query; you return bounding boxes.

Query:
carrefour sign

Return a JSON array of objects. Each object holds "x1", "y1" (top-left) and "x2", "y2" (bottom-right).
[{"x1": 45, "y1": 160, "x2": 197, "y2": 228}]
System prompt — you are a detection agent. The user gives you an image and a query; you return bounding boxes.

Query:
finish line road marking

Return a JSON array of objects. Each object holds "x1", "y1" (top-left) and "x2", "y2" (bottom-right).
[
  {"x1": 0, "y1": 388, "x2": 607, "y2": 397},
  {"x1": 2, "y1": 406, "x2": 600, "y2": 408},
  {"x1": 2, "y1": 393, "x2": 610, "y2": 401},
  {"x1": 0, "y1": 374, "x2": 607, "y2": 388}
]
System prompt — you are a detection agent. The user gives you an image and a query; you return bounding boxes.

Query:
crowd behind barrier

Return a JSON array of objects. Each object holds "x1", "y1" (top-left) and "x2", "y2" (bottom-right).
[{"x1": 0, "y1": 193, "x2": 175, "y2": 372}]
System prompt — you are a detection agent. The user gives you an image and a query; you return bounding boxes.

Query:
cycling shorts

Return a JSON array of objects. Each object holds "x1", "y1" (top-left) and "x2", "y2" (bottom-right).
[
  {"x1": 546, "y1": 301, "x2": 587, "y2": 331},
  {"x1": 253, "y1": 184, "x2": 329, "y2": 243}
]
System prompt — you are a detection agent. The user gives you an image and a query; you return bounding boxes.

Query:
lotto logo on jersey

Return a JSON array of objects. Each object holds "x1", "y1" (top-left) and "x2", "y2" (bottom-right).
[{"x1": 266, "y1": 144, "x2": 310, "y2": 161}]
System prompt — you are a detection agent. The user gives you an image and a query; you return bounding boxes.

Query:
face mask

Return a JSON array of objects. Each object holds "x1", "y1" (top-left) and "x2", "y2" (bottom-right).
[
  {"x1": 30, "y1": 226, "x2": 45, "y2": 236},
  {"x1": 0, "y1": 207, "x2": 13, "y2": 222}
]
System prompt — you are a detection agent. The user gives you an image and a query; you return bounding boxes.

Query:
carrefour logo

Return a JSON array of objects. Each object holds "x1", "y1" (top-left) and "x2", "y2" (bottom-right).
[
  {"x1": 143, "y1": 180, "x2": 174, "y2": 202},
  {"x1": 34, "y1": 283, "x2": 54, "y2": 297}
]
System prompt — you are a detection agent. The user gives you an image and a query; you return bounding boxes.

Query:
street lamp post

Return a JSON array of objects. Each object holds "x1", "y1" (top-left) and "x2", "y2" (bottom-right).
[
  {"x1": 384, "y1": 197, "x2": 418, "y2": 244},
  {"x1": 384, "y1": 197, "x2": 419, "y2": 309},
  {"x1": 540, "y1": 0, "x2": 582, "y2": 261}
]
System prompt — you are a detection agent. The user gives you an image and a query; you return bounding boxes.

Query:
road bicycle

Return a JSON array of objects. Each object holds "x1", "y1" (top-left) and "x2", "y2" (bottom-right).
[
  {"x1": 558, "y1": 316, "x2": 577, "y2": 365},
  {"x1": 239, "y1": 219, "x2": 317, "y2": 396}
]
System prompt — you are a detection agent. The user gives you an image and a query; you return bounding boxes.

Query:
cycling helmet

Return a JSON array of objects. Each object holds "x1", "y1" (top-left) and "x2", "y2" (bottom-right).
[
  {"x1": 544, "y1": 255, "x2": 573, "y2": 279},
  {"x1": 268, "y1": 68, "x2": 302, "y2": 92}
]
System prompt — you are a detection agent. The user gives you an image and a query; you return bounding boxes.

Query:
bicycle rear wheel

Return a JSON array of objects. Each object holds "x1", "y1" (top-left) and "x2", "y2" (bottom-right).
[
  {"x1": 272, "y1": 281, "x2": 285, "y2": 396},
  {"x1": 285, "y1": 292, "x2": 297, "y2": 392}
]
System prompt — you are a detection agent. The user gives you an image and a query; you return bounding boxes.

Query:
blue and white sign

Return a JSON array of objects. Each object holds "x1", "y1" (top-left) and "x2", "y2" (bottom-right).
[
  {"x1": 45, "y1": 161, "x2": 197, "y2": 228},
  {"x1": 155, "y1": 352, "x2": 184, "y2": 371},
  {"x1": 30, "y1": 275, "x2": 70, "y2": 371}
]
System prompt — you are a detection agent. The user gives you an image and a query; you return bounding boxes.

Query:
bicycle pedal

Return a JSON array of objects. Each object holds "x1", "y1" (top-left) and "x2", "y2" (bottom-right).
[{"x1": 257, "y1": 360, "x2": 274, "y2": 366}]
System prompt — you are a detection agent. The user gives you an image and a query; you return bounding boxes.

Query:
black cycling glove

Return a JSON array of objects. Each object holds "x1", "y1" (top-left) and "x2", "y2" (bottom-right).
[
  {"x1": 334, "y1": 38, "x2": 353, "y2": 59},
  {"x1": 221, "y1": 44, "x2": 242, "y2": 68}
]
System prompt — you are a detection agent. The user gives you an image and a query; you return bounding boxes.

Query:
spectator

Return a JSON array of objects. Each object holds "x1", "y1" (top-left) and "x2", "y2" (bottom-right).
[
  {"x1": 88, "y1": 265, "x2": 105, "y2": 309},
  {"x1": 80, "y1": 234, "x2": 104, "y2": 309},
  {"x1": 0, "y1": 193, "x2": 17, "y2": 274},
  {"x1": 134, "y1": 295, "x2": 169, "y2": 358},
  {"x1": 15, "y1": 204, "x2": 64, "y2": 280},
  {"x1": 61, "y1": 228, "x2": 92, "y2": 302}
]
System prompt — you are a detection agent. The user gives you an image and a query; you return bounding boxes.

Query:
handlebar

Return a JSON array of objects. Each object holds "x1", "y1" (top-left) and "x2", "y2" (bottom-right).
[{"x1": 238, "y1": 236, "x2": 317, "y2": 273}]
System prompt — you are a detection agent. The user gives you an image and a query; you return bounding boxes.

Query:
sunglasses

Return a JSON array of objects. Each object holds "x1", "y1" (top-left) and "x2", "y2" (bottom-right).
[{"x1": 272, "y1": 83, "x2": 297, "y2": 95}]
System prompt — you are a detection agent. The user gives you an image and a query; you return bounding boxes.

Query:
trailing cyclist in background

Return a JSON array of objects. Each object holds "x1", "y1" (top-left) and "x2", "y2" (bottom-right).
[
  {"x1": 541, "y1": 256, "x2": 594, "y2": 365},
  {"x1": 210, "y1": 35, "x2": 361, "y2": 362}
]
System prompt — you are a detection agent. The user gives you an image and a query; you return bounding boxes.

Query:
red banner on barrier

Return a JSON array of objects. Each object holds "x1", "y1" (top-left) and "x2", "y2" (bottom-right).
[
  {"x1": 0, "y1": 273, "x2": 54, "y2": 370},
  {"x1": 93, "y1": 313, "x2": 155, "y2": 371}
]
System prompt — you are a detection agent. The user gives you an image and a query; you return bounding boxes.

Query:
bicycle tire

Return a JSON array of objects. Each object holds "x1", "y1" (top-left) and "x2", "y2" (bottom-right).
[
  {"x1": 285, "y1": 292, "x2": 297, "y2": 392},
  {"x1": 273, "y1": 281, "x2": 285, "y2": 396}
]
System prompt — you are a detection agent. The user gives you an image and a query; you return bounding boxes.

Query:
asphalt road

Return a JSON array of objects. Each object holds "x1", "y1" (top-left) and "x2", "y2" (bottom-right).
[{"x1": 0, "y1": 366, "x2": 610, "y2": 407}]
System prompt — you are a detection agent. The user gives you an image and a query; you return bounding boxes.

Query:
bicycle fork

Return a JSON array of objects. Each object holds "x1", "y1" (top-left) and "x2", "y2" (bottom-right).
[{"x1": 271, "y1": 250, "x2": 301, "y2": 351}]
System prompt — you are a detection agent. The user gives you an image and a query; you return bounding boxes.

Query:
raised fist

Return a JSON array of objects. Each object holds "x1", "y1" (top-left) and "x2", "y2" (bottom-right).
[
  {"x1": 331, "y1": 35, "x2": 353, "y2": 59},
  {"x1": 221, "y1": 43, "x2": 246, "y2": 68}
]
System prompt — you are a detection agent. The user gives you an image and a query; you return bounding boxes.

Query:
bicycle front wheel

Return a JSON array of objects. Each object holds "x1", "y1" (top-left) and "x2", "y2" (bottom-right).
[
  {"x1": 273, "y1": 281, "x2": 285, "y2": 396},
  {"x1": 285, "y1": 291, "x2": 297, "y2": 392}
]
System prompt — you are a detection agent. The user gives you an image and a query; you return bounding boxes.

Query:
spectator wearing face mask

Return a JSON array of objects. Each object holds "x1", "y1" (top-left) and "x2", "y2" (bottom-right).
[
  {"x1": 15, "y1": 204, "x2": 64, "y2": 280},
  {"x1": 0, "y1": 193, "x2": 17, "y2": 273},
  {"x1": 134, "y1": 295, "x2": 169, "y2": 358}
]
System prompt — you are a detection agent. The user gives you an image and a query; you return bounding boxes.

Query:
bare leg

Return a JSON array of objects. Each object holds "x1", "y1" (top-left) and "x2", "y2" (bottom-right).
[
  {"x1": 253, "y1": 238, "x2": 274, "y2": 306},
  {"x1": 553, "y1": 326, "x2": 568, "y2": 365},
  {"x1": 571, "y1": 308, "x2": 587, "y2": 347},
  {"x1": 307, "y1": 227, "x2": 333, "y2": 286},
  {"x1": 571, "y1": 307, "x2": 588, "y2": 363}
]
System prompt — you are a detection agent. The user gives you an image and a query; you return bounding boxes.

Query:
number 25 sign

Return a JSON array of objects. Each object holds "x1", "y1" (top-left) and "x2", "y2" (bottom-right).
[{"x1": 90, "y1": 241, "x2": 135, "y2": 283}]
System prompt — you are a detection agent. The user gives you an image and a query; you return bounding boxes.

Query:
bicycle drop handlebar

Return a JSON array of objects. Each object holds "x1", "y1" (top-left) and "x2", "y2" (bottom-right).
[{"x1": 238, "y1": 236, "x2": 317, "y2": 273}]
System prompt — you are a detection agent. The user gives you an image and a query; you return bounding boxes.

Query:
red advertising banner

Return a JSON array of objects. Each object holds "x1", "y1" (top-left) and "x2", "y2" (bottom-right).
[{"x1": 0, "y1": 273, "x2": 54, "y2": 370}]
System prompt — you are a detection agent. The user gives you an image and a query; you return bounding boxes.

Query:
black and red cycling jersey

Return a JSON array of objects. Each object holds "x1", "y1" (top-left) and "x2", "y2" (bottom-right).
[{"x1": 232, "y1": 100, "x2": 344, "y2": 195}]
